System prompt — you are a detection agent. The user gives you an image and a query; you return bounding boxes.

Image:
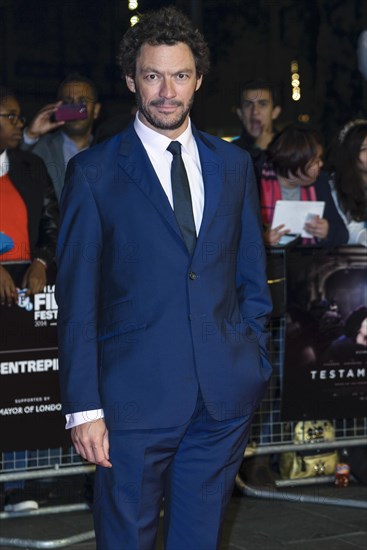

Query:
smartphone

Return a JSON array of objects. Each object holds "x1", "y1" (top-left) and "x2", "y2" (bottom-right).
[{"x1": 53, "y1": 103, "x2": 87, "y2": 122}]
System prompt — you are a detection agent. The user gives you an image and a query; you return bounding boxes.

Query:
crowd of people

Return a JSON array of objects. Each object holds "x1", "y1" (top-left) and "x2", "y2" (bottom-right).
[
  {"x1": 0, "y1": 6, "x2": 366, "y2": 547},
  {"x1": 232, "y1": 79, "x2": 367, "y2": 248}
]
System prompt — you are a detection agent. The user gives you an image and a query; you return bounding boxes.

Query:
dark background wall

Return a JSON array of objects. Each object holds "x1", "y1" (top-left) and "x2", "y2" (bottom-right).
[{"x1": 1, "y1": 0, "x2": 366, "y2": 142}]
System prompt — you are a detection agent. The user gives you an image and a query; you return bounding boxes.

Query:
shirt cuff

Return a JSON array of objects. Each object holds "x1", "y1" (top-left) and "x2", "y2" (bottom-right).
[
  {"x1": 65, "y1": 409, "x2": 104, "y2": 429},
  {"x1": 23, "y1": 129, "x2": 39, "y2": 145}
]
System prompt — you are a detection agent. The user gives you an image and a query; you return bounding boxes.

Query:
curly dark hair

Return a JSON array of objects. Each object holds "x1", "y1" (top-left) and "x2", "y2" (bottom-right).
[
  {"x1": 117, "y1": 6, "x2": 210, "y2": 78},
  {"x1": 0, "y1": 85, "x2": 16, "y2": 106},
  {"x1": 330, "y1": 122, "x2": 367, "y2": 222},
  {"x1": 267, "y1": 123, "x2": 323, "y2": 179}
]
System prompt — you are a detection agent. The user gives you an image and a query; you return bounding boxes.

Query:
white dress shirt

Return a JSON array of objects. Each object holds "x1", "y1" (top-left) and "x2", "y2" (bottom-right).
[
  {"x1": 133, "y1": 113, "x2": 204, "y2": 234},
  {"x1": 66, "y1": 113, "x2": 205, "y2": 428}
]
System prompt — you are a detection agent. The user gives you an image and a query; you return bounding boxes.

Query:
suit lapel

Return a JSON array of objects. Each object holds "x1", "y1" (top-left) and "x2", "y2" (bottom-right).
[
  {"x1": 117, "y1": 125, "x2": 183, "y2": 243},
  {"x1": 116, "y1": 124, "x2": 224, "y2": 253},
  {"x1": 193, "y1": 127, "x2": 224, "y2": 245},
  {"x1": 49, "y1": 132, "x2": 67, "y2": 198}
]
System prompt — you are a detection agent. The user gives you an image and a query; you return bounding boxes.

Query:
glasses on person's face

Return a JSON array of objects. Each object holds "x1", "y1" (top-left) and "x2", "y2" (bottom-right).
[{"x1": 0, "y1": 113, "x2": 26, "y2": 126}]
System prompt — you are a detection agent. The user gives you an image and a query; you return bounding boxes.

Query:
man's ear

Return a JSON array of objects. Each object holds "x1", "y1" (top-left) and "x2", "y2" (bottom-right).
[
  {"x1": 195, "y1": 75, "x2": 203, "y2": 92},
  {"x1": 93, "y1": 102, "x2": 102, "y2": 120},
  {"x1": 125, "y1": 75, "x2": 136, "y2": 93},
  {"x1": 236, "y1": 107, "x2": 244, "y2": 123},
  {"x1": 272, "y1": 105, "x2": 281, "y2": 121}
]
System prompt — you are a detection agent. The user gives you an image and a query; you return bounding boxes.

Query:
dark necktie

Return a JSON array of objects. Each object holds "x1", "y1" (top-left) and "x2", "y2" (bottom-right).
[{"x1": 167, "y1": 141, "x2": 197, "y2": 254}]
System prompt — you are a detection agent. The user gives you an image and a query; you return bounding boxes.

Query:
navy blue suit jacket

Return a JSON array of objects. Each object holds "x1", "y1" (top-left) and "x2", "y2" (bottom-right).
[{"x1": 56, "y1": 122, "x2": 272, "y2": 430}]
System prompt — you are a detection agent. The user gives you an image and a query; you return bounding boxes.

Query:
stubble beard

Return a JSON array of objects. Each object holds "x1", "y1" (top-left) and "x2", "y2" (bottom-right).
[
  {"x1": 63, "y1": 118, "x2": 93, "y2": 137},
  {"x1": 135, "y1": 88, "x2": 195, "y2": 131}
]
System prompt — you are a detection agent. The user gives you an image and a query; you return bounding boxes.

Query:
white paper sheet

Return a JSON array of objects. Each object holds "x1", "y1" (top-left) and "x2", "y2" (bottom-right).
[{"x1": 271, "y1": 200, "x2": 325, "y2": 237}]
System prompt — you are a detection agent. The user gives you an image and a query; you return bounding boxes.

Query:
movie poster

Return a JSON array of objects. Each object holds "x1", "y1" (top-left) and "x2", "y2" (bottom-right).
[
  {"x1": 0, "y1": 267, "x2": 68, "y2": 451},
  {"x1": 281, "y1": 246, "x2": 367, "y2": 420}
]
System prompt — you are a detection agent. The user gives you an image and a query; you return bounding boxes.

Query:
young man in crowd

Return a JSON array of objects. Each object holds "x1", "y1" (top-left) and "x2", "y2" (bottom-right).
[{"x1": 233, "y1": 79, "x2": 281, "y2": 170}]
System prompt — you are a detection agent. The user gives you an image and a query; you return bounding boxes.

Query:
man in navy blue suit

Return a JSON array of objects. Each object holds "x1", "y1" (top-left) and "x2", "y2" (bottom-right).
[{"x1": 56, "y1": 6, "x2": 272, "y2": 549}]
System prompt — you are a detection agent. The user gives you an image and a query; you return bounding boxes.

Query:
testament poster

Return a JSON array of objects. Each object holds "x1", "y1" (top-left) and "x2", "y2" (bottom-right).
[{"x1": 281, "y1": 246, "x2": 367, "y2": 420}]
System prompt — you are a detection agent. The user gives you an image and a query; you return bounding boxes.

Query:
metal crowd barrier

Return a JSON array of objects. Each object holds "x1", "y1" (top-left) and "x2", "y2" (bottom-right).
[
  {"x1": 1, "y1": 318, "x2": 366, "y2": 550},
  {"x1": 0, "y1": 448, "x2": 95, "y2": 548},
  {"x1": 1, "y1": 249, "x2": 367, "y2": 549},
  {"x1": 237, "y1": 316, "x2": 367, "y2": 510}
]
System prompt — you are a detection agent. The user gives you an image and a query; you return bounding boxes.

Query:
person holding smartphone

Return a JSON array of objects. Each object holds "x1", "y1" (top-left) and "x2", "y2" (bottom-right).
[{"x1": 21, "y1": 74, "x2": 101, "y2": 202}]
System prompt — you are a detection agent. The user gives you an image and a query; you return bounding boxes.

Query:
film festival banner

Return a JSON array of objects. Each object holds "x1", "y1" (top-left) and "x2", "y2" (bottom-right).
[
  {"x1": 0, "y1": 265, "x2": 68, "y2": 451},
  {"x1": 281, "y1": 246, "x2": 367, "y2": 421}
]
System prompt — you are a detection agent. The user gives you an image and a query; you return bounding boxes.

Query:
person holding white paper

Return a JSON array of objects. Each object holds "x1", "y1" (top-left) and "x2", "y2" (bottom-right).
[{"x1": 259, "y1": 123, "x2": 348, "y2": 247}]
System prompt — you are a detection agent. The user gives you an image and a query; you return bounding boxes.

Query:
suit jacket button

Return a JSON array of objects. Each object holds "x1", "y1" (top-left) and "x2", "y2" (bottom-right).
[{"x1": 189, "y1": 271, "x2": 197, "y2": 280}]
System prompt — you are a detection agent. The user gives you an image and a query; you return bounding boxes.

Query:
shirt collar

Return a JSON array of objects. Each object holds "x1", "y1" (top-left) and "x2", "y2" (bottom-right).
[
  {"x1": 133, "y1": 112, "x2": 196, "y2": 158},
  {"x1": 61, "y1": 131, "x2": 93, "y2": 150},
  {"x1": 0, "y1": 150, "x2": 9, "y2": 177}
]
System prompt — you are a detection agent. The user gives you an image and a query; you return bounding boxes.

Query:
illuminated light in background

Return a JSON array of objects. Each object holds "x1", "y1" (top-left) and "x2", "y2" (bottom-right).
[
  {"x1": 130, "y1": 15, "x2": 140, "y2": 26},
  {"x1": 128, "y1": 0, "x2": 138, "y2": 9},
  {"x1": 298, "y1": 114, "x2": 310, "y2": 122},
  {"x1": 291, "y1": 60, "x2": 301, "y2": 102}
]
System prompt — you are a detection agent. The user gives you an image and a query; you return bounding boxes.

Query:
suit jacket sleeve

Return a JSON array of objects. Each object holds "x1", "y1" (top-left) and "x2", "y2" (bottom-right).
[
  {"x1": 236, "y1": 154, "x2": 273, "y2": 356},
  {"x1": 56, "y1": 157, "x2": 103, "y2": 414}
]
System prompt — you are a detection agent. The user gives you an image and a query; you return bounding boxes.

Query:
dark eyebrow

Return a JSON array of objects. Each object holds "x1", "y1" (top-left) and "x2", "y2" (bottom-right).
[{"x1": 140, "y1": 67, "x2": 194, "y2": 75}]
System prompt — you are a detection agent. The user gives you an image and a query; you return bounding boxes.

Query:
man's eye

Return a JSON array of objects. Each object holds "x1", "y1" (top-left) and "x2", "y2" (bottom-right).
[
  {"x1": 146, "y1": 74, "x2": 158, "y2": 80},
  {"x1": 177, "y1": 73, "x2": 188, "y2": 80}
]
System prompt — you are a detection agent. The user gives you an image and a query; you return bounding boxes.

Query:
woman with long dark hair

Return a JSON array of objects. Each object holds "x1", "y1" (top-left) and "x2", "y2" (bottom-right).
[{"x1": 329, "y1": 119, "x2": 367, "y2": 247}]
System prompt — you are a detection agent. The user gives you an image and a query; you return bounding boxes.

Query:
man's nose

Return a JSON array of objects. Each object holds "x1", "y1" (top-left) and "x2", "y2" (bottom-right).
[
  {"x1": 159, "y1": 78, "x2": 176, "y2": 98},
  {"x1": 252, "y1": 103, "x2": 260, "y2": 115},
  {"x1": 15, "y1": 117, "x2": 24, "y2": 128}
]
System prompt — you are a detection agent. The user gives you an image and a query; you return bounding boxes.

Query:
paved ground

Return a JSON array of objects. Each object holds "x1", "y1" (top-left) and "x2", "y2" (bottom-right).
[{"x1": 0, "y1": 476, "x2": 366, "y2": 549}]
